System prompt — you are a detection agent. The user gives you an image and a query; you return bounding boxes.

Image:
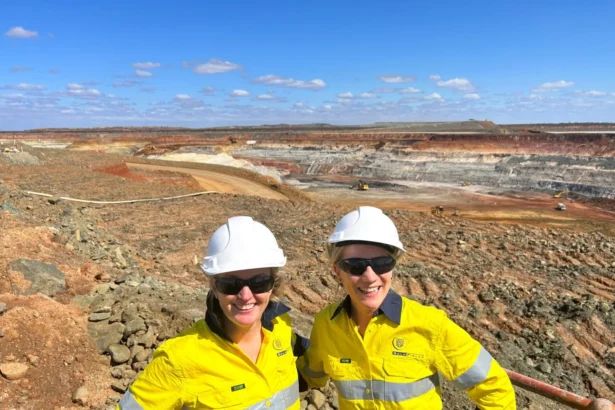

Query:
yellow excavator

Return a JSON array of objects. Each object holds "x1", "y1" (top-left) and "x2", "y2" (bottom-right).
[
  {"x1": 350, "y1": 180, "x2": 369, "y2": 191},
  {"x1": 553, "y1": 188, "x2": 568, "y2": 199}
]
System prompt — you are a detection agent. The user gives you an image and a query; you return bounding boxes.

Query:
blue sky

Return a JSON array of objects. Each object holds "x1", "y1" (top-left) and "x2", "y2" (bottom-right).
[{"x1": 1, "y1": 0, "x2": 614, "y2": 130}]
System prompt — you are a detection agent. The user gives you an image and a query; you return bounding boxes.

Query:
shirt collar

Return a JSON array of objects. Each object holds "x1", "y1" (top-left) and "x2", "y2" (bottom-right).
[
  {"x1": 330, "y1": 290, "x2": 402, "y2": 325},
  {"x1": 205, "y1": 291, "x2": 291, "y2": 341}
]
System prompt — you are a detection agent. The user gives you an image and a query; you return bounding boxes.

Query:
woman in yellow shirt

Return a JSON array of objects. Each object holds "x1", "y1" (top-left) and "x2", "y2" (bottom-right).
[
  {"x1": 299, "y1": 206, "x2": 516, "y2": 409},
  {"x1": 118, "y1": 216, "x2": 306, "y2": 409}
]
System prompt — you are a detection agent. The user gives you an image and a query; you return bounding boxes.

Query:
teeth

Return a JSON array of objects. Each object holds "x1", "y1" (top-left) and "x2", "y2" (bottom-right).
[
  {"x1": 359, "y1": 287, "x2": 379, "y2": 294},
  {"x1": 235, "y1": 304, "x2": 255, "y2": 311}
]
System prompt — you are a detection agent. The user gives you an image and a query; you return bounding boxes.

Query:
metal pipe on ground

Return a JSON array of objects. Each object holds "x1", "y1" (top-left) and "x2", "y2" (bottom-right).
[{"x1": 505, "y1": 369, "x2": 615, "y2": 409}]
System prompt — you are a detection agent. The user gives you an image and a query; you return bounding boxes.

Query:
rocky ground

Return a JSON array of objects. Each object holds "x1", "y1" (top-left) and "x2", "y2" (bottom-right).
[{"x1": 0, "y1": 145, "x2": 614, "y2": 409}]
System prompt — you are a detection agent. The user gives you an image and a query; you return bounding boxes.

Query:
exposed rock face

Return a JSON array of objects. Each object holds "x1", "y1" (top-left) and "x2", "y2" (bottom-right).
[
  {"x1": 9, "y1": 258, "x2": 66, "y2": 296},
  {"x1": 236, "y1": 147, "x2": 615, "y2": 199}
]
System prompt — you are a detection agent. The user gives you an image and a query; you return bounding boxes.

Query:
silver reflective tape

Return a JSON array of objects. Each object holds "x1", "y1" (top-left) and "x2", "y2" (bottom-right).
[
  {"x1": 245, "y1": 379, "x2": 299, "y2": 410},
  {"x1": 302, "y1": 363, "x2": 327, "y2": 379},
  {"x1": 333, "y1": 373, "x2": 439, "y2": 402},
  {"x1": 453, "y1": 346, "x2": 493, "y2": 390},
  {"x1": 118, "y1": 391, "x2": 145, "y2": 410}
]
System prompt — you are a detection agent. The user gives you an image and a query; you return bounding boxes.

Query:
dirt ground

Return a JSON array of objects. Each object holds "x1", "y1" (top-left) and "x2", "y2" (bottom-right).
[{"x1": 0, "y1": 145, "x2": 614, "y2": 409}]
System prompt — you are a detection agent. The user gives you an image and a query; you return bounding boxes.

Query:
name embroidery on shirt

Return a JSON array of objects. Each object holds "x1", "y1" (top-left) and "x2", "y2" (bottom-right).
[
  {"x1": 277, "y1": 349, "x2": 288, "y2": 357},
  {"x1": 231, "y1": 384, "x2": 246, "y2": 392},
  {"x1": 340, "y1": 358, "x2": 352, "y2": 364}
]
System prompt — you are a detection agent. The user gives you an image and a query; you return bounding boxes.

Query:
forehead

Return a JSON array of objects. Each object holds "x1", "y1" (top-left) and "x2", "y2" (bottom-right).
[
  {"x1": 342, "y1": 244, "x2": 389, "y2": 259},
  {"x1": 218, "y1": 267, "x2": 271, "y2": 280}
]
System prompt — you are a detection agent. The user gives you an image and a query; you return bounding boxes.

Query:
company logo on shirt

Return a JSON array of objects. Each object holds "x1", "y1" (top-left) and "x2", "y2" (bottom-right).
[
  {"x1": 393, "y1": 337, "x2": 406, "y2": 350},
  {"x1": 273, "y1": 338, "x2": 283, "y2": 350}
]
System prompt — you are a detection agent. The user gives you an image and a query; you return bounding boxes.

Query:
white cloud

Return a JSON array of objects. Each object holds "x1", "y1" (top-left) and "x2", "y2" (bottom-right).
[
  {"x1": 174, "y1": 94, "x2": 191, "y2": 100},
  {"x1": 201, "y1": 86, "x2": 220, "y2": 96},
  {"x1": 379, "y1": 74, "x2": 415, "y2": 83},
  {"x1": 359, "y1": 93, "x2": 377, "y2": 99},
  {"x1": 68, "y1": 88, "x2": 101, "y2": 97},
  {"x1": 323, "y1": 104, "x2": 332, "y2": 110},
  {"x1": 372, "y1": 88, "x2": 396, "y2": 93},
  {"x1": 255, "y1": 94, "x2": 274, "y2": 100},
  {"x1": 2, "y1": 83, "x2": 46, "y2": 91},
  {"x1": 112, "y1": 81, "x2": 140, "y2": 88},
  {"x1": 230, "y1": 89, "x2": 250, "y2": 97},
  {"x1": 4, "y1": 26, "x2": 38, "y2": 38},
  {"x1": 10, "y1": 66, "x2": 32, "y2": 72},
  {"x1": 135, "y1": 70, "x2": 153, "y2": 77},
  {"x1": 336, "y1": 92, "x2": 377, "y2": 100},
  {"x1": 399, "y1": 87, "x2": 422, "y2": 94},
  {"x1": 0, "y1": 93, "x2": 25, "y2": 100},
  {"x1": 61, "y1": 109, "x2": 76, "y2": 114},
  {"x1": 425, "y1": 93, "x2": 443, "y2": 100},
  {"x1": 193, "y1": 59, "x2": 242, "y2": 74},
  {"x1": 132, "y1": 62, "x2": 161, "y2": 69},
  {"x1": 140, "y1": 87, "x2": 156, "y2": 93},
  {"x1": 463, "y1": 93, "x2": 481, "y2": 100},
  {"x1": 66, "y1": 83, "x2": 84, "y2": 91},
  {"x1": 436, "y1": 78, "x2": 475, "y2": 92},
  {"x1": 531, "y1": 80, "x2": 574, "y2": 93},
  {"x1": 429, "y1": 74, "x2": 441, "y2": 81},
  {"x1": 253, "y1": 75, "x2": 326, "y2": 90},
  {"x1": 293, "y1": 102, "x2": 305, "y2": 108},
  {"x1": 576, "y1": 90, "x2": 607, "y2": 97}
]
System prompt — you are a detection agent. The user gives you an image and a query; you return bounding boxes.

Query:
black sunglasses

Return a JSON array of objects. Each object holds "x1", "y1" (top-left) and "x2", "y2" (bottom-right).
[
  {"x1": 337, "y1": 257, "x2": 396, "y2": 276},
  {"x1": 214, "y1": 275, "x2": 275, "y2": 295}
]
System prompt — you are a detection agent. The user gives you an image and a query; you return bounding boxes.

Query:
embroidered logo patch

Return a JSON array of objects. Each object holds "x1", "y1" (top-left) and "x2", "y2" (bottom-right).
[
  {"x1": 272, "y1": 338, "x2": 283, "y2": 350},
  {"x1": 231, "y1": 384, "x2": 245, "y2": 392},
  {"x1": 340, "y1": 358, "x2": 352, "y2": 364},
  {"x1": 392, "y1": 337, "x2": 406, "y2": 350}
]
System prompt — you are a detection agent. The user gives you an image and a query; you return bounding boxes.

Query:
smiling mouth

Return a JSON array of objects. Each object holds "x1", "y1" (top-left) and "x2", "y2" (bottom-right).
[
  {"x1": 358, "y1": 286, "x2": 380, "y2": 295},
  {"x1": 233, "y1": 303, "x2": 256, "y2": 311}
]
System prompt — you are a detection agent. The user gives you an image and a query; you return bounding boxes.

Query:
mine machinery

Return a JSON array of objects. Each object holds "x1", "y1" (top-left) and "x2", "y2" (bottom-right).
[
  {"x1": 350, "y1": 180, "x2": 369, "y2": 191},
  {"x1": 461, "y1": 181, "x2": 472, "y2": 186},
  {"x1": 554, "y1": 188, "x2": 569, "y2": 199},
  {"x1": 431, "y1": 205, "x2": 444, "y2": 217}
]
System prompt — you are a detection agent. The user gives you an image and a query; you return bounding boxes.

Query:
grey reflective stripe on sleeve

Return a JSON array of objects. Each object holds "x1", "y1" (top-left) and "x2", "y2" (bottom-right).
[
  {"x1": 118, "y1": 390, "x2": 145, "y2": 410},
  {"x1": 302, "y1": 363, "x2": 327, "y2": 379},
  {"x1": 452, "y1": 347, "x2": 494, "y2": 390},
  {"x1": 245, "y1": 379, "x2": 300, "y2": 410},
  {"x1": 333, "y1": 373, "x2": 439, "y2": 402}
]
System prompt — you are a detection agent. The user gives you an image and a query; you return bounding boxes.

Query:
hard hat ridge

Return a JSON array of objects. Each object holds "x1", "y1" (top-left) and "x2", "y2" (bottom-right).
[{"x1": 201, "y1": 216, "x2": 286, "y2": 276}]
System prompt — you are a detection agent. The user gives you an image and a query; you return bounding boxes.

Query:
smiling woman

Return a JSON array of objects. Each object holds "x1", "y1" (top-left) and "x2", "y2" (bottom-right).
[
  {"x1": 298, "y1": 206, "x2": 517, "y2": 409},
  {"x1": 117, "y1": 216, "x2": 308, "y2": 410}
]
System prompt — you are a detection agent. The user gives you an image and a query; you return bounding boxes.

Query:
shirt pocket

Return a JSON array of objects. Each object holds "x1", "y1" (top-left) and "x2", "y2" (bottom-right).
[
  {"x1": 194, "y1": 388, "x2": 244, "y2": 410},
  {"x1": 383, "y1": 356, "x2": 434, "y2": 382},
  {"x1": 324, "y1": 355, "x2": 361, "y2": 381}
]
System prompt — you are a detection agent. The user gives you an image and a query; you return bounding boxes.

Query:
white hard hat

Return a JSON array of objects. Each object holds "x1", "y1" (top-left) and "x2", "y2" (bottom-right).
[
  {"x1": 328, "y1": 206, "x2": 405, "y2": 254},
  {"x1": 201, "y1": 216, "x2": 286, "y2": 276}
]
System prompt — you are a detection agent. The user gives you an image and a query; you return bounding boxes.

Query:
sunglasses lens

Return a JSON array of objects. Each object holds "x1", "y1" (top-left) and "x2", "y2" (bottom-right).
[
  {"x1": 339, "y1": 257, "x2": 396, "y2": 276},
  {"x1": 370, "y1": 257, "x2": 396, "y2": 273},
  {"x1": 249, "y1": 276, "x2": 275, "y2": 294},
  {"x1": 214, "y1": 278, "x2": 242, "y2": 295},
  {"x1": 215, "y1": 276, "x2": 274, "y2": 295}
]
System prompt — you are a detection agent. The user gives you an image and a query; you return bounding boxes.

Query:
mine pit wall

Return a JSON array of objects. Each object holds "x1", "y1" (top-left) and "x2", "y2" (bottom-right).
[{"x1": 235, "y1": 147, "x2": 615, "y2": 199}]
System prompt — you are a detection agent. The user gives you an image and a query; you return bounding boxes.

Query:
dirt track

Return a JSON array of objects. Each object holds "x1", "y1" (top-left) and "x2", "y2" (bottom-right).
[{"x1": 127, "y1": 162, "x2": 288, "y2": 201}]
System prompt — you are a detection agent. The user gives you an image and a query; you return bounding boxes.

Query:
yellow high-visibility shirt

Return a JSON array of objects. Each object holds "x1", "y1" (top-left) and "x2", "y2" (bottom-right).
[
  {"x1": 298, "y1": 291, "x2": 516, "y2": 409},
  {"x1": 117, "y1": 299, "x2": 301, "y2": 410}
]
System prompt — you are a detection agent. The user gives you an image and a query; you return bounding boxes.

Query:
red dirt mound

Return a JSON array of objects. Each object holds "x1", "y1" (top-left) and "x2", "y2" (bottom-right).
[{"x1": 94, "y1": 163, "x2": 147, "y2": 182}]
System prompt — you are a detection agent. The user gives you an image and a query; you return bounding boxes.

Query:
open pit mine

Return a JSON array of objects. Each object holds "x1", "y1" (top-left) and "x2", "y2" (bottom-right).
[{"x1": 0, "y1": 121, "x2": 614, "y2": 409}]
